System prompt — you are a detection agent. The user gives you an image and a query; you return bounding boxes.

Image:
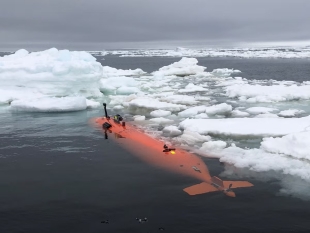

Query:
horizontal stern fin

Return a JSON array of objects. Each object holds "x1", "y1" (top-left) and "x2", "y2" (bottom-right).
[
  {"x1": 223, "y1": 181, "x2": 254, "y2": 189},
  {"x1": 183, "y1": 182, "x2": 218, "y2": 195}
]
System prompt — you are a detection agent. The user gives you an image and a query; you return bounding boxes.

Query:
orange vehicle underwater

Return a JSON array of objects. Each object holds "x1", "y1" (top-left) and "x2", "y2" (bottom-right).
[{"x1": 90, "y1": 103, "x2": 253, "y2": 197}]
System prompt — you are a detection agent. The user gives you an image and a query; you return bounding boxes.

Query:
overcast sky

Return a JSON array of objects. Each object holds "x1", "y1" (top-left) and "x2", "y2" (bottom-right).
[{"x1": 1, "y1": 0, "x2": 310, "y2": 51}]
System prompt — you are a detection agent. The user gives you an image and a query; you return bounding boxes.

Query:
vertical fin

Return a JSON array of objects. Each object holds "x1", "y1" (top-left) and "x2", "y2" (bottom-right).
[{"x1": 211, "y1": 176, "x2": 224, "y2": 188}]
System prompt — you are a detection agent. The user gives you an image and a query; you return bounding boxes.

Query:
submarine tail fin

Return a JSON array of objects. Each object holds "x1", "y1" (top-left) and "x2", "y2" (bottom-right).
[
  {"x1": 223, "y1": 181, "x2": 254, "y2": 189},
  {"x1": 183, "y1": 182, "x2": 218, "y2": 195},
  {"x1": 183, "y1": 180, "x2": 254, "y2": 197}
]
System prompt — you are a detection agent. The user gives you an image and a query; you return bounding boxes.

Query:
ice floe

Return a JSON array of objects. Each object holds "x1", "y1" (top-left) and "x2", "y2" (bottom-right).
[
  {"x1": 10, "y1": 97, "x2": 87, "y2": 112},
  {"x1": 127, "y1": 97, "x2": 186, "y2": 114},
  {"x1": 226, "y1": 84, "x2": 310, "y2": 102},
  {"x1": 94, "y1": 46, "x2": 310, "y2": 59},
  {"x1": 100, "y1": 76, "x2": 140, "y2": 95},
  {"x1": 205, "y1": 103, "x2": 232, "y2": 116},
  {"x1": 208, "y1": 130, "x2": 310, "y2": 198},
  {"x1": 278, "y1": 109, "x2": 305, "y2": 117},
  {"x1": 149, "y1": 117, "x2": 174, "y2": 124},
  {"x1": 231, "y1": 110, "x2": 250, "y2": 117},
  {"x1": 162, "y1": 125, "x2": 182, "y2": 137},
  {"x1": 133, "y1": 115, "x2": 146, "y2": 121},
  {"x1": 102, "y1": 66, "x2": 145, "y2": 78},
  {"x1": 0, "y1": 48, "x2": 102, "y2": 112},
  {"x1": 246, "y1": 107, "x2": 278, "y2": 114},
  {"x1": 160, "y1": 95, "x2": 198, "y2": 105},
  {"x1": 178, "y1": 83, "x2": 207, "y2": 93},
  {"x1": 178, "y1": 106, "x2": 207, "y2": 118},
  {"x1": 0, "y1": 48, "x2": 102, "y2": 99},
  {"x1": 179, "y1": 116, "x2": 310, "y2": 138},
  {"x1": 150, "y1": 110, "x2": 172, "y2": 117},
  {"x1": 176, "y1": 130, "x2": 211, "y2": 145},
  {"x1": 151, "y1": 57, "x2": 205, "y2": 76}
]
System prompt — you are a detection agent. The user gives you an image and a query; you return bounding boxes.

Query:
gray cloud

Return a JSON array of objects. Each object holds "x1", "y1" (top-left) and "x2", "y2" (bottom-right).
[{"x1": 1, "y1": 0, "x2": 310, "y2": 50}]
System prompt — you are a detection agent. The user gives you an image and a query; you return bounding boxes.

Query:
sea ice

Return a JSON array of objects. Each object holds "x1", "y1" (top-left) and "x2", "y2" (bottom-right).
[
  {"x1": 246, "y1": 107, "x2": 278, "y2": 114},
  {"x1": 226, "y1": 84, "x2": 310, "y2": 102},
  {"x1": 100, "y1": 47, "x2": 310, "y2": 59},
  {"x1": 179, "y1": 116, "x2": 310, "y2": 138},
  {"x1": 99, "y1": 76, "x2": 139, "y2": 94},
  {"x1": 102, "y1": 66, "x2": 145, "y2": 78},
  {"x1": 0, "y1": 48, "x2": 103, "y2": 113},
  {"x1": 176, "y1": 130, "x2": 211, "y2": 145},
  {"x1": 133, "y1": 115, "x2": 146, "y2": 121},
  {"x1": 86, "y1": 99, "x2": 101, "y2": 109},
  {"x1": 211, "y1": 68, "x2": 240, "y2": 77},
  {"x1": 160, "y1": 95, "x2": 198, "y2": 105},
  {"x1": 231, "y1": 110, "x2": 250, "y2": 117},
  {"x1": 205, "y1": 103, "x2": 232, "y2": 115},
  {"x1": 200, "y1": 141, "x2": 227, "y2": 154},
  {"x1": 149, "y1": 117, "x2": 174, "y2": 124},
  {"x1": 0, "y1": 48, "x2": 103, "y2": 101},
  {"x1": 127, "y1": 97, "x2": 186, "y2": 113},
  {"x1": 216, "y1": 131, "x2": 310, "y2": 183},
  {"x1": 178, "y1": 83, "x2": 207, "y2": 93},
  {"x1": 162, "y1": 125, "x2": 182, "y2": 137},
  {"x1": 152, "y1": 57, "x2": 205, "y2": 76},
  {"x1": 255, "y1": 113, "x2": 280, "y2": 118},
  {"x1": 278, "y1": 109, "x2": 305, "y2": 117},
  {"x1": 150, "y1": 110, "x2": 172, "y2": 117},
  {"x1": 10, "y1": 97, "x2": 87, "y2": 112},
  {"x1": 178, "y1": 106, "x2": 207, "y2": 118}
]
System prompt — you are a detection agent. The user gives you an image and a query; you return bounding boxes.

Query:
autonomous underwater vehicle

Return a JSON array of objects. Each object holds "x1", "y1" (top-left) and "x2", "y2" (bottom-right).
[{"x1": 90, "y1": 103, "x2": 253, "y2": 197}]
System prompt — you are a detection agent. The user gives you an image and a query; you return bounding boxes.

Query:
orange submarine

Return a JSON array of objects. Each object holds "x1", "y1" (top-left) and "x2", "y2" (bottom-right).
[{"x1": 90, "y1": 103, "x2": 253, "y2": 197}]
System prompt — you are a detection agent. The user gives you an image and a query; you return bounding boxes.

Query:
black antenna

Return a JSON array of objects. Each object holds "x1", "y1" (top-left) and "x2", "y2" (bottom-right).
[{"x1": 103, "y1": 103, "x2": 108, "y2": 118}]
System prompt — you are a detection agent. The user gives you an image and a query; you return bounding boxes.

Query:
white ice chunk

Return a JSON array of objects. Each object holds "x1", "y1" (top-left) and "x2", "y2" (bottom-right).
[
  {"x1": 99, "y1": 76, "x2": 138, "y2": 94},
  {"x1": 128, "y1": 97, "x2": 186, "y2": 112},
  {"x1": 216, "y1": 131, "x2": 310, "y2": 186},
  {"x1": 86, "y1": 99, "x2": 100, "y2": 109},
  {"x1": 0, "y1": 48, "x2": 103, "y2": 101},
  {"x1": 160, "y1": 95, "x2": 198, "y2": 105},
  {"x1": 152, "y1": 57, "x2": 206, "y2": 76},
  {"x1": 177, "y1": 130, "x2": 211, "y2": 145},
  {"x1": 205, "y1": 103, "x2": 232, "y2": 115},
  {"x1": 261, "y1": 131, "x2": 310, "y2": 160},
  {"x1": 0, "y1": 88, "x2": 45, "y2": 105},
  {"x1": 178, "y1": 83, "x2": 207, "y2": 93},
  {"x1": 201, "y1": 141, "x2": 227, "y2": 151},
  {"x1": 162, "y1": 125, "x2": 182, "y2": 137},
  {"x1": 113, "y1": 105, "x2": 124, "y2": 110},
  {"x1": 231, "y1": 110, "x2": 250, "y2": 117},
  {"x1": 211, "y1": 68, "x2": 239, "y2": 77},
  {"x1": 133, "y1": 115, "x2": 146, "y2": 121},
  {"x1": 116, "y1": 86, "x2": 140, "y2": 95},
  {"x1": 194, "y1": 113, "x2": 209, "y2": 119},
  {"x1": 215, "y1": 77, "x2": 247, "y2": 87},
  {"x1": 255, "y1": 113, "x2": 280, "y2": 118},
  {"x1": 179, "y1": 116, "x2": 310, "y2": 138},
  {"x1": 278, "y1": 109, "x2": 305, "y2": 117},
  {"x1": 226, "y1": 84, "x2": 310, "y2": 102},
  {"x1": 102, "y1": 66, "x2": 145, "y2": 78},
  {"x1": 150, "y1": 110, "x2": 171, "y2": 117},
  {"x1": 178, "y1": 106, "x2": 207, "y2": 118},
  {"x1": 10, "y1": 97, "x2": 87, "y2": 112},
  {"x1": 246, "y1": 107, "x2": 278, "y2": 114},
  {"x1": 149, "y1": 117, "x2": 174, "y2": 124}
]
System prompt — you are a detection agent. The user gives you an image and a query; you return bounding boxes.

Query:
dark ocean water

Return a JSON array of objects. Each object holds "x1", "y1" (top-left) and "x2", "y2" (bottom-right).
[{"x1": 1, "y1": 55, "x2": 310, "y2": 233}]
